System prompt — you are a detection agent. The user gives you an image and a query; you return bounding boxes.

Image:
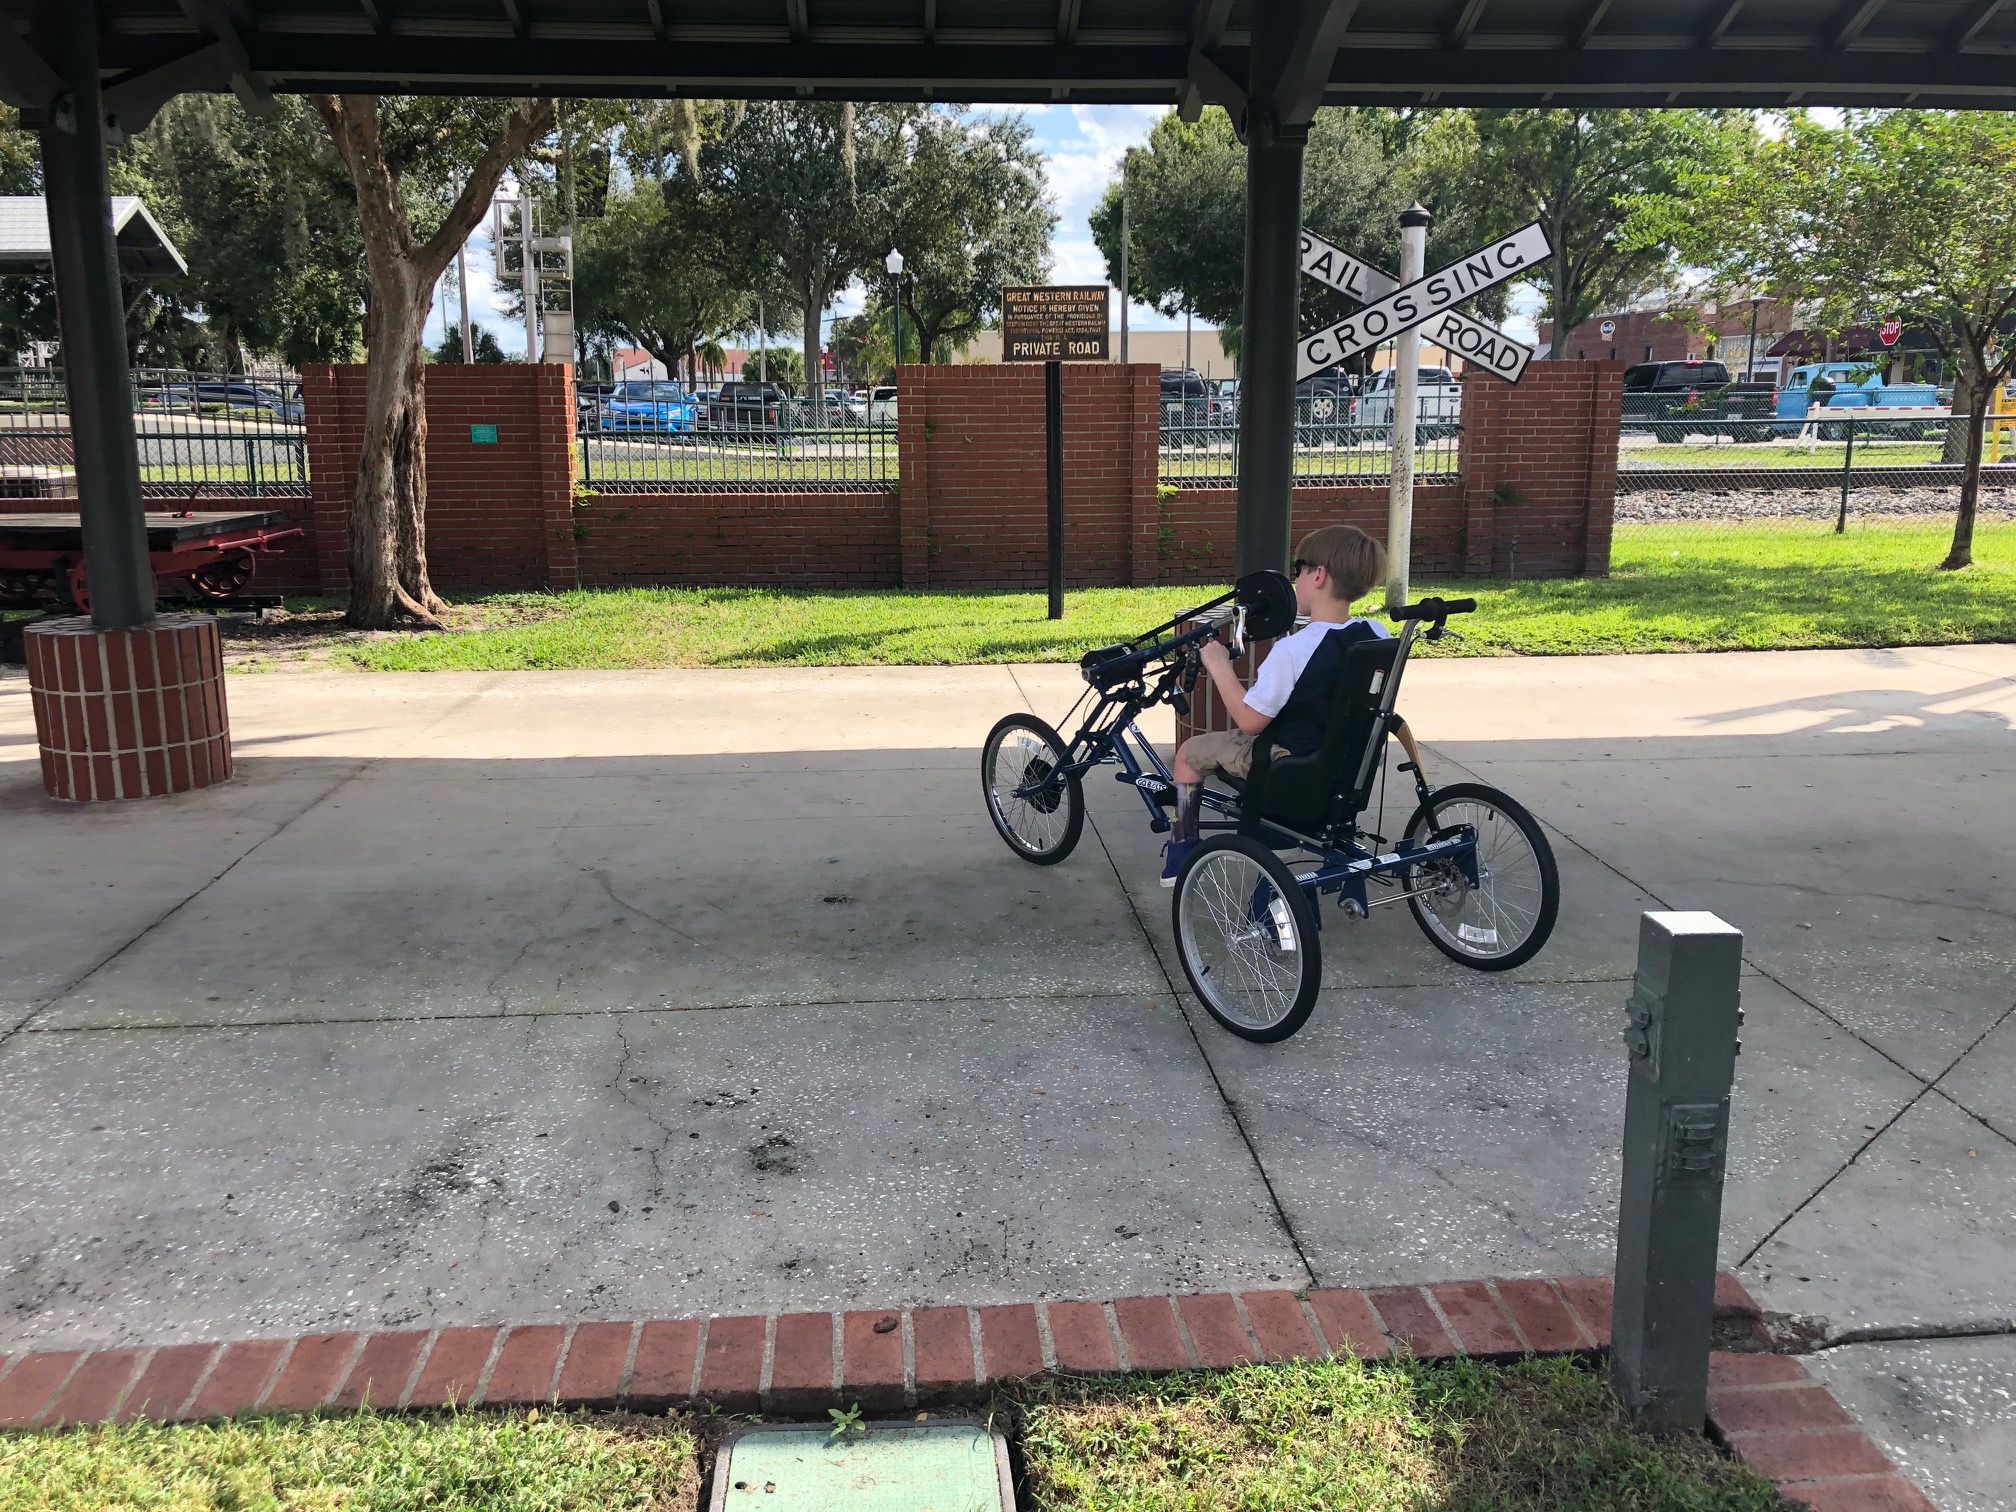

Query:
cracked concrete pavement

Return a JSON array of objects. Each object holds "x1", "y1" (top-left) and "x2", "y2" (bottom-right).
[{"x1": 2, "y1": 645, "x2": 2012, "y2": 1504}]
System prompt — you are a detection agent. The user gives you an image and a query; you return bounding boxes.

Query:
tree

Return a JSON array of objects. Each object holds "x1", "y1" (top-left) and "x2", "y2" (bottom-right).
[
  {"x1": 148, "y1": 95, "x2": 366, "y2": 368},
  {"x1": 433, "y1": 322, "x2": 511, "y2": 363},
  {"x1": 311, "y1": 95, "x2": 555, "y2": 628},
  {"x1": 1463, "y1": 109, "x2": 1746, "y2": 341},
  {"x1": 889, "y1": 110, "x2": 1053, "y2": 360},
  {"x1": 707, "y1": 102, "x2": 905, "y2": 404},
  {"x1": 742, "y1": 346, "x2": 802, "y2": 388},
  {"x1": 1632, "y1": 110, "x2": 2016, "y2": 570},
  {"x1": 574, "y1": 173, "x2": 747, "y2": 384},
  {"x1": 1088, "y1": 107, "x2": 1500, "y2": 373}
]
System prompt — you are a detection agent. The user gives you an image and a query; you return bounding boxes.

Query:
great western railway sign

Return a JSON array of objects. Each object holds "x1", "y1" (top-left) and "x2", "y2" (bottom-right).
[
  {"x1": 1296, "y1": 221, "x2": 1552, "y2": 381},
  {"x1": 1298, "y1": 229, "x2": 1536, "y2": 383},
  {"x1": 1002, "y1": 285, "x2": 1110, "y2": 362}
]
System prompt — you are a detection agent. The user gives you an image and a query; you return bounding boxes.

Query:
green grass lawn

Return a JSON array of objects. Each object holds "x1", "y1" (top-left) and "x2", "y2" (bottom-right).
[
  {"x1": 0, "y1": 1408, "x2": 701, "y2": 1512},
  {"x1": 328, "y1": 518, "x2": 2015, "y2": 672},
  {"x1": 1017, "y1": 1354, "x2": 1786, "y2": 1512},
  {"x1": 0, "y1": 1358, "x2": 1783, "y2": 1512}
]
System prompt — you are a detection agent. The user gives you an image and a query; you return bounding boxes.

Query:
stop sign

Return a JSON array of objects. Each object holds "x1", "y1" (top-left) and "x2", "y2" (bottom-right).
[{"x1": 1879, "y1": 317, "x2": 1903, "y2": 347}]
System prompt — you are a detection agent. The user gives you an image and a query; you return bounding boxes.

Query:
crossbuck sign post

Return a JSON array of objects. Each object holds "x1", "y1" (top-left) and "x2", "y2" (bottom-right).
[{"x1": 1294, "y1": 215, "x2": 1552, "y2": 608}]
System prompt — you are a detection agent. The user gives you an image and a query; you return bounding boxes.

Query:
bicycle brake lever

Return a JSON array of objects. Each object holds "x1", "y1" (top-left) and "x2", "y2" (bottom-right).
[{"x1": 1229, "y1": 606, "x2": 1248, "y2": 659}]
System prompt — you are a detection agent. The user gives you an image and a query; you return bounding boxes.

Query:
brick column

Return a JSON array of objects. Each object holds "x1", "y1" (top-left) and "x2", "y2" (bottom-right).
[
  {"x1": 1457, "y1": 369, "x2": 1500, "y2": 576},
  {"x1": 1127, "y1": 363, "x2": 1161, "y2": 585},
  {"x1": 535, "y1": 364, "x2": 580, "y2": 589},
  {"x1": 299, "y1": 364, "x2": 354, "y2": 594},
  {"x1": 897, "y1": 363, "x2": 930, "y2": 586},
  {"x1": 25, "y1": 614, "x2": 231, "y2": 801},
  {"x1": 1582, "y1": 363, "x2": 1622, "y2": 576}
]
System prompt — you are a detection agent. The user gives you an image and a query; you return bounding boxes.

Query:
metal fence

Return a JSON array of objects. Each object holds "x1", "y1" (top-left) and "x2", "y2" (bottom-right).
[
  {"x1": 1614, "y1": 414, "x2": 2016, "y2": 543},
  {"x1": 0, "y1": 367, "x2": 310, "y2": 498},
  {"x1": 1157, "y1": 401, "x2": 1461, "y2": 488},
  {"x1": 578, "y1": 398, "x2": 897, "y2": 493}
]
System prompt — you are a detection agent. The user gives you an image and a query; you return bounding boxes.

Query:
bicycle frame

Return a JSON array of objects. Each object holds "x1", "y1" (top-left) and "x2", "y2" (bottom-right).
[{"x1": 1013, "y1": 610, "x2": 1483, "y2": 921}]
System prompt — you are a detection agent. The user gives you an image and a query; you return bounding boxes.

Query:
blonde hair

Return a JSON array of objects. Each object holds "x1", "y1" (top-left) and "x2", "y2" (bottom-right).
[{"x1": 1295, "y1": 524, "x2": 1385, "y2": 605}]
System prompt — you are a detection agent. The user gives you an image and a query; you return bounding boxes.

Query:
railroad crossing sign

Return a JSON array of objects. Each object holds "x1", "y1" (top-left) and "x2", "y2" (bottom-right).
[
  {"x1": 1296, "y1": 221, "x2": 1552, "y2": 381},
  {"x1": 1299, "y1": 229, "x2": 1536, "y2": 384}
]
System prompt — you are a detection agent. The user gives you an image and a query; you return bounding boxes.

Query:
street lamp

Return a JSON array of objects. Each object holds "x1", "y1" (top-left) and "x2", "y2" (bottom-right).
[{"x1": 885, "y1": 248, "x2": 904, "y2": 375}]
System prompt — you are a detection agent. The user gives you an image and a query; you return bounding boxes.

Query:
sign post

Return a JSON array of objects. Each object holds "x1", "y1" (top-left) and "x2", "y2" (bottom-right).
[
  {"x1": 1387, "y1": 205, "x2": 1431, "y2": 612},
  {"x1": 1002, "y1": 285, "x2": 1110, "y2": 620}
]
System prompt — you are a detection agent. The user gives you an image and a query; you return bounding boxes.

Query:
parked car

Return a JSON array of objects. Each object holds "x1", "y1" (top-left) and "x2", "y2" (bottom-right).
[
  {"x1": 1774, "y1": 362, "x2": 1947, "y2": 439},
  {"x1": 1353, "y1": 366, "x2": 1461, "y2": 439},
  {"x1": 703, "y1": 380, "x2": 788, "y2": 435},
  {"x1": 1210, "y1": 378, "x2": 1238, "y2": 421},
  {"x1": 1294, "y1": 369, "x2": 1356, "y2": 424},
  {"x1": 1621, "y1": 359, "x2": 1775, "y2": 441},
  {"x1": 575, "y1": 381, "x2": 616, "y2": 421},
  {"x1": 1160, "y1": 370, "x2": 1213, "y2": 432},
  {"x1": 843, "y1": 385, "x2": 898, "y2": 425},
  {"x1": 596, "y1": 380, "x2": 697, "y2": 433},
  {"x1": 144, "y1": 381, "x2": 302, "y2": 423}
]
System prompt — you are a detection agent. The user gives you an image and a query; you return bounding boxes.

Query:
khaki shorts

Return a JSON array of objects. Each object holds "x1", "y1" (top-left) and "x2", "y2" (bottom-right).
[{"x1": 1183, "y1": 727, "x2": 1278, "y2": 782}]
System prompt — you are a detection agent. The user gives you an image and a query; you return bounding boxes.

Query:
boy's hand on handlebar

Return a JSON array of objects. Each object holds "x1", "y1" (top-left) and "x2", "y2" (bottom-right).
[{"x1": 1198, "y1": 639, "x2": 1232, "y2": 672}]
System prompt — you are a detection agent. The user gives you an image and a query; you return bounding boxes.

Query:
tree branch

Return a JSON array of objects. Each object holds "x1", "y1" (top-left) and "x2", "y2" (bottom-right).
[{"x1": 416, "y1": 97, "x2": 557, "y2": 284}]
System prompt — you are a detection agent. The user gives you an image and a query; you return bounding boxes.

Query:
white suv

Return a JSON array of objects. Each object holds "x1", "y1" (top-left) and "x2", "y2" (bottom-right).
[{"x1": 1354, "y1": 366, "x2": 1461, "y2": 437}]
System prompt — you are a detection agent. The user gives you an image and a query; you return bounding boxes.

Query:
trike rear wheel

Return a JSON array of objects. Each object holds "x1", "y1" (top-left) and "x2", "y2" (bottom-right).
[
  {"x1": 981, "y1": 713, "x2": 1084, "y2": 864},
  {"x1": 1172, "y1": 835, "x2": 1322, "y2": 1042},
  {"x1": 1402, "y1": 783, "x2": 1559, "y2": 970}
]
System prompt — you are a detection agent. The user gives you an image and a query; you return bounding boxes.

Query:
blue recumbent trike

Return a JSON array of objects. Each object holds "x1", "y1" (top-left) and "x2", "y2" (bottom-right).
[{"x1": 980, "y1": 570, "x2": 1560, "y2": 1042}]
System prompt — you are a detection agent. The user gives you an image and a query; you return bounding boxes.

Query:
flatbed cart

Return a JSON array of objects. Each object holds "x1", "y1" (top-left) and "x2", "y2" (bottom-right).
[{"x1": 0, "y1": 508, "x2": 304, "y2": 613}]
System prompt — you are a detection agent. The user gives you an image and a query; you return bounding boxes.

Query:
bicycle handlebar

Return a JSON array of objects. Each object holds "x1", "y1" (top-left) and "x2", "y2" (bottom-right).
[{"x1": 1391, "y1": 596, "x2": 1477, "y2": 621}]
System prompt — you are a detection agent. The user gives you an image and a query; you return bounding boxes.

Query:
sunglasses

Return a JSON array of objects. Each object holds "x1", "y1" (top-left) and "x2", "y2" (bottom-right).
[{"x1": 1290, "y1": 559, "x2": 1325, "y2": 580}]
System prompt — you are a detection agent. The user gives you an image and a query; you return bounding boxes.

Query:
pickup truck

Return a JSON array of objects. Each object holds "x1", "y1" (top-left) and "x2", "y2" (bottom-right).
[
  {"x1": 1773, "y1": 363, "x2": 1947, "y2": 439},
  {"x1": 1621, "y1": 360, "x2": 1776, "y2": 441},
  {"x1": 1353, "y1": 365, "x2": 1463, "y2": 440},
  {"x1": 701, "y1": 380, "x2": 787, "y2": 435}
]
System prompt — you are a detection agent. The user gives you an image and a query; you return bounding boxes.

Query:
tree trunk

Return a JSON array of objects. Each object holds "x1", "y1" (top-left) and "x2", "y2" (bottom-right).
[
  {"x1": 803, "y1": 290, "x2": 823, "y2": 407},
  {"x1": 1943, "y1": 393, "x2": 1985, "y2": 571},
  {"x1": 1942, "y1": 371, "x2": 1975, "y2": 463},
  {"x1": 350, "y1": 271, "x2": 443, "y2": 623}
]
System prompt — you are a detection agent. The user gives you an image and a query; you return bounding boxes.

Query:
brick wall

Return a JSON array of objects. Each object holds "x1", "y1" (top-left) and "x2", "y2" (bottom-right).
[
  {"x1": 1149, "y1": 481, "x2": 1471, "y2": 585},
  {"x1": 302, "y1": 363, "x2": 577, "y2": 595},
  {"x1": 575, "y1": 491, "x2": 899, "y2": 588},
  {"x1": 898, "y1": 361, "x2": 1159, "y2": 588},
  {"x1": 1458, "y1": 361, "x2": 1623, "y2": 577}
]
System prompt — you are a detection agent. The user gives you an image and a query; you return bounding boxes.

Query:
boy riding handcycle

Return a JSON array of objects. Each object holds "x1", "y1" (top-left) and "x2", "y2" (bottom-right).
[{"x1": 981, "y1": 525, "x2": 1560, "y2": 1043}]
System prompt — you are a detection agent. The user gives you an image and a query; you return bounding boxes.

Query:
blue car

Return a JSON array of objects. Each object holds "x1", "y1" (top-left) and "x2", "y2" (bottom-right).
[{"x1": 596, "y1": 381, "x2": 697, "y2": 433}]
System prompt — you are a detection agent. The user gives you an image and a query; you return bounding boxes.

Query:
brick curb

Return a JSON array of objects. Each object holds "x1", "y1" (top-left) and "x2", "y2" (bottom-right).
[{"x1": 0, "y1": 1273, "x2": 1929, "y2": 1509}]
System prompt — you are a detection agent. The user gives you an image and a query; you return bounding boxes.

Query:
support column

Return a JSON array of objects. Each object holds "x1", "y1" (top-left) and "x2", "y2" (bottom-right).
[{"x1": 37, "y1": 0, "x2": 153, "y2": 628}]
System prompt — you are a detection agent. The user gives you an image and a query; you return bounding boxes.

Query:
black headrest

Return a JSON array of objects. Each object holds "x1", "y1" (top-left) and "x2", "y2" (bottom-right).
[{"x1": 1234, "y1": 569, "x2": 1297, "y2": 642}]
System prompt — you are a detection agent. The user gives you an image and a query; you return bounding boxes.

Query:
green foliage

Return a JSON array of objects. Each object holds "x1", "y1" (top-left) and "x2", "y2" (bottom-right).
[
  {"x1": 890, "y1": 110, "x2": 1054, "y2": 359},
  {"x1": 1460, "y1": 109, "x2": 1748, "y2": 335},
  {"x1": 433, "y1": 321, "x2": 512, "y2": 364},
  {"x1": 574, "y1": 172, "x2": 748, "y2": 376},
  {"x1": 0, "y1": 1407, "x2": 700, "y2": 1512},
  {"x1": 1089, "y1": 108, "x2": 1504, "y2": 371},
  {"x1": 827, "y1": 1403, "x2": 866, "y2": 1438},
  {"x1": 741, "y1": 345, "x2": 803, "y2": 387}
]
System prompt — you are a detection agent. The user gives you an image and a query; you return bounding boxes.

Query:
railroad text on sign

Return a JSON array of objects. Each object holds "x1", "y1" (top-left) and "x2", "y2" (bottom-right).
[{"x1": 1002, "y1": 285, "x2": 1111, "y2": 361}]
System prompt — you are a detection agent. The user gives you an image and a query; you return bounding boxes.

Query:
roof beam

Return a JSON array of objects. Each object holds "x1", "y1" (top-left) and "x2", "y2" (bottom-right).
[
  {"x1": 102, "y1": 41, "x2": 241, "y2": 132},
  {"x1": 1275, "y1": 0, "x2": 1362, "y2": 124},
  {"x1": 1176, "y1": 0, "x2": 1236, "y2": 120},
  {"x1": 644, "y1": 0, "x2": 666, "y2": 42},
  {"x1": 1830, "y1": 0, "x2": 1886, "y2": 45},
  {"x1": 1702, "y1": 0, "x2": 1745, "y2": 46},
  {"x1": 500, "y1": 0, "x2": 527, "y2": 40},
  {"x1": 176, "y1": 0, "x2": 275, "y2": 113},
  {"x1": 1447, "y1": 0, "x2": 1490, "y2": 48},
  {"x1": 787, "y1": 0, "x2": 810, "y2": 44},
  {"x1": 1056, "y1": 0, "x2": 1083, "y2": 43},
  {"x1": 923, "y1": 0, "x2": 936, "y2": 41},
  {"x1": 1948, "y1": 0, "x2": 2007, "y2": 47},
  {"x1": 0, "y1": 35, "x2": 64, "y2": 111},
  {"x1": 357, "y1": 0, "x2": 387, "y2": 31},
  {"x1": 1574, "y1": 0, "x2": 1613, "y2": 45}
]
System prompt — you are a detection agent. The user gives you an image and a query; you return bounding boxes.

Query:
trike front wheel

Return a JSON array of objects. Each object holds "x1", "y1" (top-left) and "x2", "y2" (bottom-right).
[
  {"x1": 1402, "y1": 783, "x2": 1559, "y2": 970},
  {"x1": 982, "y1": 713, "x2": 1084, "y2": 865},
  {"x1": 1173, "y1": 835, "x2": 1322, "y2": 1042}
]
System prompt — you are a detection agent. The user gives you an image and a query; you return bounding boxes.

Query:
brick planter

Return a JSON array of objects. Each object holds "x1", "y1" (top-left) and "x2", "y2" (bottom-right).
[{"x1": 23, "y1": 614, "x2": 232, "y2": 802}]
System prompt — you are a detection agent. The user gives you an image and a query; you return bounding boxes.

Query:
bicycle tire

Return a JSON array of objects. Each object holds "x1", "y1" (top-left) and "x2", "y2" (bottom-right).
[
  {"x1": 1402, "y1": 783, "x2": 1559, "y2": 971},
  {"x1": 981, "y1": 713, "x2": 1084, "y2": 865},
  {"x1": 1173, "y1": 834, "x2": 1323, "y2": 1042}
]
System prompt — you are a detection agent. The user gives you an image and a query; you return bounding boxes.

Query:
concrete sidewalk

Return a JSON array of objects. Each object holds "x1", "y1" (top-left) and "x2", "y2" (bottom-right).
[{"x1": 2, "y1": 646, "x2": 2012, "y2": 1506}]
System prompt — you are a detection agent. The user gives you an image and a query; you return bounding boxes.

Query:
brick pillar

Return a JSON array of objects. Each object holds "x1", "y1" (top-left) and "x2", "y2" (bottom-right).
[
  {"x1": 1582, "y1": 363, "x2": 1622, "y2": 576},
  {"x1": 1127, "y1": 363, "x2": 1160, "y2": 586},
  {"x1": 535, "y1": 363, "x2": 580, "y2": 589},
  {"x1": 25, "y1": 614, "x2": 231, "y2": 801},
  {"x1": 896, "y1": 363, "x2": 930, "y2": 586},
  {"x1": 300, "y1": 364, "x2": 354, "y2": 594},
  {"x1": 1458, "y1": 369, "x2": 1500, "y2": 576}
]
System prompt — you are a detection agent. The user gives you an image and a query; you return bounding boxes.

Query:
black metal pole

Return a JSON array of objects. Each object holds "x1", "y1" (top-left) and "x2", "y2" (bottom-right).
[
  {"x1": 1835, "y1": 417, "x2": 1854, "y2": 533},
  {"x1": 1045, "y1": 359, "x2": 1064, "y2": 620},
  {"x1": 38, "y1": 0, "x2": 156, "y2": 628},
  {"x1": 1234, "y1": 11, "x2": 1308, "y2": 579}
]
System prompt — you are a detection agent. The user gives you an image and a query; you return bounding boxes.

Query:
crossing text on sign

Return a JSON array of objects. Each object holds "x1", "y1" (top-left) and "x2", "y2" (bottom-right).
[
  {"x1": 1296, "y1": 228, "x2": 1534, "y2": 383},
  {"x1": 1298, "y1": 221, "x2": 1551, "y2": 371}
]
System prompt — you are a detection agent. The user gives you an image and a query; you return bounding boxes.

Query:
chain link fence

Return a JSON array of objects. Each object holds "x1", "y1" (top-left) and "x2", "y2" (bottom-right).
[
  {"x1": 578, "y1": 396, "x2": 897, "y2": 493},
  {"x1": 1615, "y1": 414, "x2": 2015, "y2": 547},
  {"x1": 0, "y1": 367, "x2": 309, "y2": 498},
  {"x1": 1158, "y1": 399, "x2": 1460, "y2": 487}
]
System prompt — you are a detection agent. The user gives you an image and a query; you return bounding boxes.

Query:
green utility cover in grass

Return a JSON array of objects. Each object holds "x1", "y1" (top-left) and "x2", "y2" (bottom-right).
[{"x1": 710, "y1": 1422, "x2": 1013, "y2": 1512}]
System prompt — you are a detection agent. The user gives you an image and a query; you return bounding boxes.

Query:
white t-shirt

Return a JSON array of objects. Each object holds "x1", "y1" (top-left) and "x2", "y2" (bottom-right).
[{"x1": 1244, "y1": 617, "x2": 1392, "y2": 719}]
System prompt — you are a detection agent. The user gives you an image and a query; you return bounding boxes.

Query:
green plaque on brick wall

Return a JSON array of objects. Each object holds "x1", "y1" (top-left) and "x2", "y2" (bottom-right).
[{"x1": 470, "y1": 424, "x2": 498, "y2": 444}]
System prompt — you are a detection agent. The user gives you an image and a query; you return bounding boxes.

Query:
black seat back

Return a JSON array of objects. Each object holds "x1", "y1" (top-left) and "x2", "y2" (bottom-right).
[{"x1": 1239, "y1": 635, "x2": 1404, "y2": 839}]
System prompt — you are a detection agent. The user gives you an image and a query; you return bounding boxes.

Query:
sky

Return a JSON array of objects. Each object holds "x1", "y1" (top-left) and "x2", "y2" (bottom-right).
[{"x1": 435, "y1": 104, "x2": 1543, "y2": 360}]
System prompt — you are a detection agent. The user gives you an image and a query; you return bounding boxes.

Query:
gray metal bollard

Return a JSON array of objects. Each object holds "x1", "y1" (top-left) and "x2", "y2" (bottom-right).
[{"x1": 1611, "y1": 910, "x2": 1744, "y2": 1431}]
